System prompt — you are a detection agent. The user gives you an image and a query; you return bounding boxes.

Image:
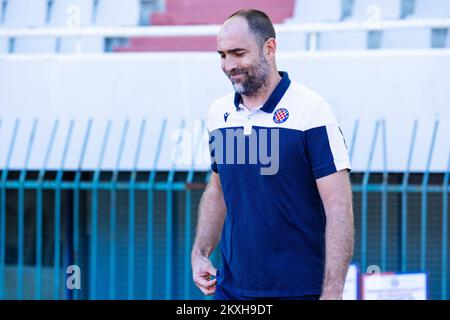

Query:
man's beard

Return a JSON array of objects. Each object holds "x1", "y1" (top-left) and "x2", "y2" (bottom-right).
[{"x1": 227, "y1": 54, "x2": 271, "y2": 97}]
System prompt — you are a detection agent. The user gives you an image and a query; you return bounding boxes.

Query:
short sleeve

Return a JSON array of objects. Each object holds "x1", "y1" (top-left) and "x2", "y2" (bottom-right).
[{"x1": 305, "y1": 100, "x2": 351, "y2": 180}]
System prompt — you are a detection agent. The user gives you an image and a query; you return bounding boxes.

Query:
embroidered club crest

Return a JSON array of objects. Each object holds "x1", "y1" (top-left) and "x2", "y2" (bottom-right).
[{"x1": 273, "y1": 108, "x2": 289, "y2": 124}]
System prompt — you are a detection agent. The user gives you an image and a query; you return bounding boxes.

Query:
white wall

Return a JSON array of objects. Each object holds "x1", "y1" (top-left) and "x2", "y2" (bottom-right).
[{"x1": 0, "y1": 50, "x2": 449, "y2": 172}]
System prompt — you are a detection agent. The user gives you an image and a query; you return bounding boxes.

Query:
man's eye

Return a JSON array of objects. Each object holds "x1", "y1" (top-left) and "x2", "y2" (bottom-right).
[{"x1": 235, "y1": 52, "x2": 245, "y2": 56}]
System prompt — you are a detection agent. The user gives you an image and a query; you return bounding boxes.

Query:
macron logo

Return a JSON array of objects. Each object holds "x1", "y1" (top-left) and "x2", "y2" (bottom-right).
[{"x1": 224, "y1": 112, "x2": 230, "y2": 123}]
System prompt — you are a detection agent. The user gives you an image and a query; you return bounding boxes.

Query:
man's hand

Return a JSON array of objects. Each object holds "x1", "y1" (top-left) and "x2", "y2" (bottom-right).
[
  {"x1": 192, "y1": 253, "x2": 217, "y2": 295},
  {"x1": 191, "y1": 172, "x2": 226, "y2": 296}
]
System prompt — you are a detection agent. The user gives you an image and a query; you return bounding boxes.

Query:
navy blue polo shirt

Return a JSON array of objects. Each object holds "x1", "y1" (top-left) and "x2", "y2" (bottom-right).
[{"x1": 207, "y1": 72, "x2": 351, "y2": 297}]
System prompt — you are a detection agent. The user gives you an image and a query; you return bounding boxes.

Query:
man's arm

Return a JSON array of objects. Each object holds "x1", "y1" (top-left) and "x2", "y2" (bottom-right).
[
  {"x1": 191, "y1": 172, "x2": 227, "y2": 295},
  {"x1": 316, "y1": 169, "x2": 354, "y2": 300}
]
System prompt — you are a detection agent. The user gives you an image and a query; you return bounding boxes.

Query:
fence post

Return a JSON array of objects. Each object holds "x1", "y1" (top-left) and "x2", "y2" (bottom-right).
[
  {"x1": 36, "y1": 119, "x2": 59, "y2": 300},
  {"x1": 442, "y1": 150, "x2": 450, "y2": 300},
  {"x1": 184, "y1": 119, "x2": 205, "y2": 299},
  {"x1": 68, "y1": 118, "x2": 92, "y2": 300},
  {"x1": 401, "y1": 120, "x2": 418, "y2": 272},
  {"x1": 128, "y1": 119, "x2": 146, "y2": 300},
  {"x1": 17, "y1": 119, "x2": 38, "y2": 299},
  {"x1": 0, "y1": 119, "x2": 19, "y2": 299},
  {"x1": 54, "y1": 119, "x2": 74, "y2": 300},
  {"x1": 420, "y1": 120, "x2": 439, "y2": 271},
  {"x1": 165, "y1": 119, "x2": 186, "y2": 299},
  {"x1": 86, "y1": 119, "x2": 110, "y2": 299},
  {"x1": 146, "y1": 119, "x2": 167, "y2": 299},
  {"x1": 381, "y1": 119, "x2": 388, "y2": 271},
  {"x1": 105, "y1": 119, "x2": 128, "y2": 299},
  {"x1": 361, "y1": 120, "x2": 380, "y2": 272}
]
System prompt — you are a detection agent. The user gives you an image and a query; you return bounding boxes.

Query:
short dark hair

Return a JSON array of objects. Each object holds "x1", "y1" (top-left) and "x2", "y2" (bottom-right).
[{"x1": 226, "y1": 9, "x2": 276, "y2": 48}]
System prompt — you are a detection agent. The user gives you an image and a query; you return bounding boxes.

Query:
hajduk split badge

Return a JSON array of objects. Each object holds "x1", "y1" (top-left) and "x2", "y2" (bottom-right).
[{"x1": 273, "y1": 108, "x2": 289, "y2": 124}]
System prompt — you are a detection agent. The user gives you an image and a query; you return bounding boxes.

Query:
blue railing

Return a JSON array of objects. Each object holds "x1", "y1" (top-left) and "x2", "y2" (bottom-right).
[{"x1": 0, "y1": 117, "x2": 448, "y2": 299}]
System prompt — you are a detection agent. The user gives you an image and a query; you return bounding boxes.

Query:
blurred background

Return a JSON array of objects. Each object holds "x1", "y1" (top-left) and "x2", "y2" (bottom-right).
[{"x1": 0, "y1": 0, "x2": 449, "y2": 300}]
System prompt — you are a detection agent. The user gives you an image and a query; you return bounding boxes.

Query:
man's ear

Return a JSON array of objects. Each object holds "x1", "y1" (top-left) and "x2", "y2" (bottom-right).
[{"x1": 265, "y1": 38, "x2": 277, "y2": 58}]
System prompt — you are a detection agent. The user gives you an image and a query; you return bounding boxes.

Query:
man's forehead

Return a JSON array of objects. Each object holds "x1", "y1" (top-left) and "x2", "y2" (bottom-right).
[
  {"x1": 217, "y1": 17, "x2": 254, "y2": 50},
  {"x1": 221, "y1": 16, "x2": 248, "y2": 31}
]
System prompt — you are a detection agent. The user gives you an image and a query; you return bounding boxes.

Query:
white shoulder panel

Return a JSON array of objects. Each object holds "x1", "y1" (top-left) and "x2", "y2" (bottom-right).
[{"x1": 207, "y1": 92, "x2": 235, "y2": 132}]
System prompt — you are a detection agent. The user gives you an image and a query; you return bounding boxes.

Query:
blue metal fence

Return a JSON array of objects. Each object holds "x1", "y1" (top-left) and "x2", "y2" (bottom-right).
[{"x1": 0, "y1": 117, "x2": 448, "y2": 299}]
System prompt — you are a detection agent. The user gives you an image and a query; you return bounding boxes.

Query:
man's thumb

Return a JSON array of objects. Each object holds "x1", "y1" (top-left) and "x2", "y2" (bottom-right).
[{"x1": 207, "y1": 264, "x2": 217, "y2": 277}]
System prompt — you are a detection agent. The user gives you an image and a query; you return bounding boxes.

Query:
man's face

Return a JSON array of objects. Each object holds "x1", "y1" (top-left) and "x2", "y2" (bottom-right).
[{"x1": 217, "y1": 17, "x2": 271, "y2": 97}]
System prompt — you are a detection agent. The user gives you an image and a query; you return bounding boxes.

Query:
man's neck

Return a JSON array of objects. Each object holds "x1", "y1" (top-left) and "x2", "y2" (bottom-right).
[{"x1": 241, "y1": 71, "x2": 282, "y2": 110}]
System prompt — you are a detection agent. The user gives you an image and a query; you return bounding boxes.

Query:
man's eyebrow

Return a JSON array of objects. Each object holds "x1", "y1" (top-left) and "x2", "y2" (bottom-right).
[{"x1": 217, "y1": 48, "x2": 247, "y2": 54}]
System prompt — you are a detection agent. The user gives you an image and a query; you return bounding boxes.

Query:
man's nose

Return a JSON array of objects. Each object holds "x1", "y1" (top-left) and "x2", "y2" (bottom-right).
[{"x1": 223, "y1": 56, "x2": 237, "y2": 73}]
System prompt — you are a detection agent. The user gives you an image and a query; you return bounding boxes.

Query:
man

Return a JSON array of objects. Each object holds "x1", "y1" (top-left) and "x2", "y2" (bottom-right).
[{"x1": 191, "y1": 9, "x2": 354, "y2": 300}]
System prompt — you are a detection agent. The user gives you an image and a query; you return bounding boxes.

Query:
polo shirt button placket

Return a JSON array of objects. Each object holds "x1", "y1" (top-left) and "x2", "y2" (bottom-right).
[{"x1": 244, "y1": 114, "x2": 252, "y2": 135}]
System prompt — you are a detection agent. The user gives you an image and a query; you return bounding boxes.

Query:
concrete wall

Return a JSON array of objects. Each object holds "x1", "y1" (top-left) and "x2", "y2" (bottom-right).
[{"x1": 0, "y1": 50, "x2": 449, "y2": 172}]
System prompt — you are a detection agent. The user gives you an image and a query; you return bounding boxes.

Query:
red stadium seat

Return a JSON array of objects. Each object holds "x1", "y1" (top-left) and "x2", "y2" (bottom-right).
[
  {"x1": 114, "y1": 36, "x2": 217, "y2": 52},
  {"x1": 113, "y1": 0, "x2": 295, "y2": 52}
]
